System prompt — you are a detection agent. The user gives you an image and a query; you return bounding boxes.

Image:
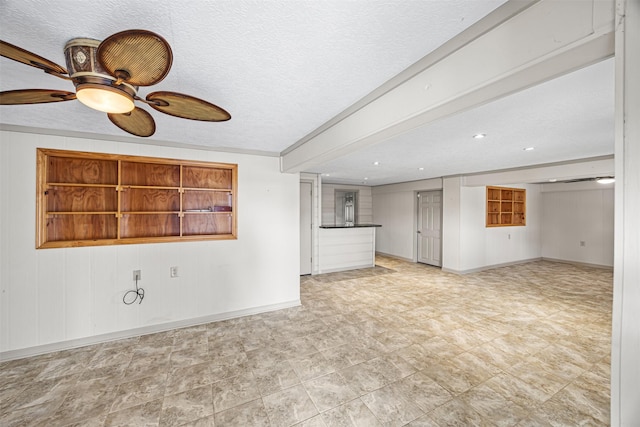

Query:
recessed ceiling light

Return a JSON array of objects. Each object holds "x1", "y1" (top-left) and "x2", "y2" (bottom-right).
[
  {"x1": 323, "y1": 173, "x2": 330, "y2": 177},
  {"x1": 364, "y1": 177, "x2": 368, "y2": 180},
  {"x1": 473, "y1": 133, "x2": 486, "y2": 139},
  {"x1": 548, "y1": 178, "x2": 557, "y2": 182},
  {"x1": 373, "y1": 161, "x2": 380, "y2": 166},
  {"x1": 523, "y1": 147, "x2": 535, "y2": 151},
  {"x1": 418, "y1": 167, "x2": 424, "y2": 171}
]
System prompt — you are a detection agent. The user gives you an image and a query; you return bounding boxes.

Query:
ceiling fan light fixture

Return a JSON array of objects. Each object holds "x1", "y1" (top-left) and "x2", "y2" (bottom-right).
[
  {"x1": 596, "y1": 177, "x2": 615, "y2": 184},
  {"x1": 3, "y1": 30, "x2": 230, "y2": 137},
  {"x1": 75, "y1": 83, "x2": 135, "y2": 114}
]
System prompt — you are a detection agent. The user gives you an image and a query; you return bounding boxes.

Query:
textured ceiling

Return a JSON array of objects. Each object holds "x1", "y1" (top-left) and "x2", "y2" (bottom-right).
[
  {"x1": 314, "y1": 58, "x2": 615, "y2": 186},
  {"x1": 0, "y1": 0, "x2": 614, "y2": 185}
]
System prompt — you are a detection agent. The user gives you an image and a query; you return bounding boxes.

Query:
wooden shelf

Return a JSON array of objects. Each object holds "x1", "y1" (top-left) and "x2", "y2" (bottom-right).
[
  {"x1": 46, "y1": 211, "x2": 117, "y2": 215},
  {"x1": 486, "y1": 186, "x2": 526, "y2": 227},
  {"x1": 183, "y1": 166, "x2": 232, "y2": 189},
  {"x1": 37, "y1": 149, "x2": 237, "y2": 248},
  {"x1": 183, "y1": 187, "x2": 233, "y2": 192},
  {"x1": 183, "y1": 213, "x2": 232, "y2": 236},
  {"x1": 48, "y1": 183, "x2": 118, "y2": 188},
  {"x1": 46, "y1": 214, "x2": 118, "y2": 242},
  {"x1": 120, "y1": 161, "x2": 180, "y2": 187},
  {"x1": 120, "y1": 185, "x2": 180, "y2": 190},
  {"x1": 120, "y1": 188, "x2": 180, "y2": 212}
]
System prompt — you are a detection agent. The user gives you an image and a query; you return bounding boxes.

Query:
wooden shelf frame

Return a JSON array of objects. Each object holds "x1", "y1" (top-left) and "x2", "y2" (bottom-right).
[
  {"x1": 37, "y1": 148, "x2": 237, "y2": 248},
  {"x1": 486, "y1": 186, "x2": 526, "y2": 227}
]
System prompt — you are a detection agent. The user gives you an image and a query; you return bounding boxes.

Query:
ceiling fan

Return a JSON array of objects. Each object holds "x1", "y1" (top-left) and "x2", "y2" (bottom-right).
[
  {"x1": 564, "y1": 176, "x2": 615, "y2": 184},
  {"x1": 537, "y1": 176, "x2": 615, "y2": 184},
  {"x1": 0, "y1": 29, "x2": 231, "y2": 137}
]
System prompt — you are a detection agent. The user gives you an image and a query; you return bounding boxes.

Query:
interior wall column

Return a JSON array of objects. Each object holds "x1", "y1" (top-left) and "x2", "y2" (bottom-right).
[
  {"x1": 441, "y1": 176, "x2": 462, "y2": 273},
  {"x1": 611, "y1": 0, "x2": 640, "y2": 424}
]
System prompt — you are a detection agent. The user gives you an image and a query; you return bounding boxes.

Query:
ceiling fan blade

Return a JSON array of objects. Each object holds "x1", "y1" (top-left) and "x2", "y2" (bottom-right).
[
  {"x1": 0, "y1": 89, "x2": 76, "y2": 105},
  {"x1": 146, "y1": 91, "x2": 231, "y2": 122},
  {"x1": 108, "y1": 107, "x2": 156, "y2": 137},
  {"x1": 97, "y1": 30, "x2": 172, "y2": 86},
  {"x1": 0, "y1": 40, "x2": 68, "y2": 75}
]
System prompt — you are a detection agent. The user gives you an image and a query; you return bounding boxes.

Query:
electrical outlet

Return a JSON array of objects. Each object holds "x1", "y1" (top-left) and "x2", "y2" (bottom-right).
[
  {"x1": 170, "y1": 266, "x2": 178, "y2": 278},
  {"x1": 133, "y1": 270, "x2": 141, "y2": 281}
]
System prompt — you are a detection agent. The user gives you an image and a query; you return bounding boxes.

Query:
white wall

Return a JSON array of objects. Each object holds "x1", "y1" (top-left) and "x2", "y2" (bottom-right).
[
  {"x1": 0, "y1": 130, "x2": 300, "y2": 357},
  {"x1": 321, "y1": 183, "x2": 372, "y2": 225},
  {"x1": 372, "y1": 177, "x2": 542, "y2": 272},
  {"x1": 541, "y1": 184, "x2": 614, "y2": 267},
  {"x1": 458, "y1": 184, "x2": 542, "y2": 272},
  {"x1": 372, "y1": 178, "x2": 442, "y2": 260},
  {"x1": 373, "y1": 172, "x2": 614, "y2": 273},
  {"x1": 612, "y1": 1, "x2": 640, "y2": 421},
  {"x1": 318, "y1": 227, "x2": 376, "y2": 273},
  {"x1": 300, "y1": 173, "x2": 321, "y2": 275}
]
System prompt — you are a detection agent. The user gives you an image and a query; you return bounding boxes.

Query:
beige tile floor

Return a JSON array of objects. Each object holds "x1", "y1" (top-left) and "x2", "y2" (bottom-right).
[{"x1": 0, "y1": 256, "x2": 612, "y2": 426}]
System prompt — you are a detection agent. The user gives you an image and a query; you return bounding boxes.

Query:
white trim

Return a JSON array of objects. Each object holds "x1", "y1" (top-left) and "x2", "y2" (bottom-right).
[
  {"x1": 0, "y1": 124, "x2": 280, "y2": 158},
  {"x1": 300, "y1": 173, "x2": 320, "y2": 275},
  {"x1": 541, "y1": 257, "x2": 613, "y2": 270},
  {"x1": 375, "y1": 251, "x2": 413, "y2": 263},
  {"x1": 442, "y1": 257, "x2": 542, "y2": 275},
  {"x1": 612, "y1": 0, "x2": 640, "y2": 422},
  {"x1": 318, "y1": 265, "x2": 375, "y2": 274},
  {"x1": 445, "y1": 255, "x2": 615, "y2": 276},
  {"x1": 0, "y1": 299, "x2": 300, "y2": 362}
]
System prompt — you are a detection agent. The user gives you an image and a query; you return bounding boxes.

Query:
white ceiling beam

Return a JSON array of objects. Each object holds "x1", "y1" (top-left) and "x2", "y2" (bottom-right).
[
  {"x1": 281, "y1": 0, "x2": 615, "y2": 173},
  {"x1": 462, "y1": 156, "x2": 614, "y2": 186}
]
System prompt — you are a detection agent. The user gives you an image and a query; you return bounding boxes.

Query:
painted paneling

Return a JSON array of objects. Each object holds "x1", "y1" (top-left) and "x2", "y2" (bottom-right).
[
  {"x1": 372, "y1": 191, "x2": 415, "y2": 259},
  {"x1": 318, "y1": 228, "x2": 375, "y2": 273},
  {"x1": 321, "y1": 184, "x2": 372, "y2": 225},
  {"x1": 372, "y1": 176, "x2": 541, "y2": 272},
  {"x1": 371, "y1": 174, "x2": 614, "y2": 272},
  {"x1": 0, "y1": 130, "x2": 300, "y2": 356},
  {"x1": 372, "y1": 178, "x2": 442, "y2": 260},
  {"x1": 542, "y1": 188, "x2": 614, "y2": 267},
  {"x1": 612, "y1": 1, "x2": 640, "y2": 421},
  {"x1": 458, "y1": 184, "x2": 542, "y2": 272},
  {"x1": 442, "y1": 177, "x2": 462, "y2": 272}
]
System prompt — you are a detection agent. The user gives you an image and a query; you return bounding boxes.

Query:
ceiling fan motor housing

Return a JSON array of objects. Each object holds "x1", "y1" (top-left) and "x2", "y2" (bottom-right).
[{"x1": 64, "y1": 38, "x2": 138, "y2": 111}]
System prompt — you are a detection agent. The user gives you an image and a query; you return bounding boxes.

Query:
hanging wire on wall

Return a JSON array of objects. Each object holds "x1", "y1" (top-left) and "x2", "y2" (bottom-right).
[{"x1": 123, "y1": 276, "x2": 145, "y2": 304}]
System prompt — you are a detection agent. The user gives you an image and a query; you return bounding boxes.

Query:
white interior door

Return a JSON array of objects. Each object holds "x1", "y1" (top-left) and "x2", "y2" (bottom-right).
[
  {"x1": 417, "y1": 191, "x2": 442, "y2": 267},
  {"x1": 300, "y1": 182, "x2": 312, "y2": 275}
]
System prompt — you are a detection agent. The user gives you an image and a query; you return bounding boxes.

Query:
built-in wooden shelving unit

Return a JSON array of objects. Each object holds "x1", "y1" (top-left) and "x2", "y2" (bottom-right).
[
  {"x1": 37, "y1": 148, "x2": 237, "y2": 248},
  {"x1": 486, "y1": 186, "x2": 526, "y2": 227}
]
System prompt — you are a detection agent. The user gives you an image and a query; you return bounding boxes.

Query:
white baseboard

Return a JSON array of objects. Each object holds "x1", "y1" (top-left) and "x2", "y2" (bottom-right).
[
  {"x1": 442, "y1": 257, "x2": 543, "y2": 275},
  {"x1": 374, "y1": 251, "x2": 414, "y2": 263},
  {"x1": 541, "y1": 257, "x2": 613, "y2": 270},
  {"x1": 0, "y1": 299, "x2": 301, "y2": 362},
  {"x1": 317, "y1": 264, "x2": 374, "y2": 274}
]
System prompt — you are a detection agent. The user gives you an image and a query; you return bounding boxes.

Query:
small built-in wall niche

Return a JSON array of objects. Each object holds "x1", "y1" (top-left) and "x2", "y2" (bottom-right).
[
  {"x1": 486, "y1": 186, "x2": 526, "y2": 227},
  {"x1": 36, "y1": 148, "x2": 237, "y2": 248}
]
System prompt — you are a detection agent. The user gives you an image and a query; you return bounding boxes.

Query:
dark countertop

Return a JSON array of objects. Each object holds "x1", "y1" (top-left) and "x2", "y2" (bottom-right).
[{"x1": 320, "y1": 224, "x2": 382, "y2": 229}]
